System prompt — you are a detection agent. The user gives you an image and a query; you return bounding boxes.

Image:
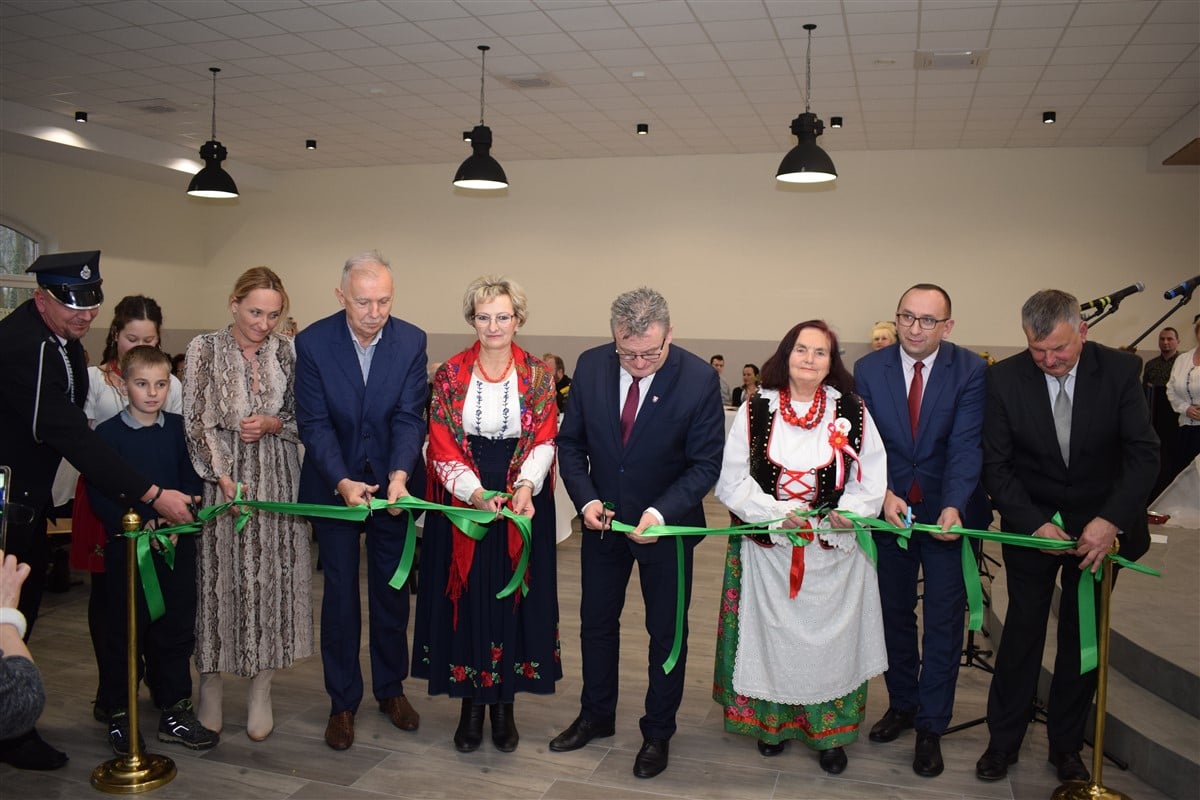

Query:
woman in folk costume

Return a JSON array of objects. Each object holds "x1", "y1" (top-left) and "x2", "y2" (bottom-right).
[
  {"x1": 714, "y1": 320, "x2": 888, "y2": 775},
  {"x1": 413, "y1": 276, "x2": 561, "y2": 754}
]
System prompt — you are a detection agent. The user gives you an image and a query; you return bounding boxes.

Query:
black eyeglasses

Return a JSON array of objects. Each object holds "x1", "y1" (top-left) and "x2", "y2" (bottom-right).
[
  {"x1": 614, "y1": 337, "x2": 667, "y2": 363},
  {"x1": 896, "y1": 312, "x2": 949, "y2": 330}
]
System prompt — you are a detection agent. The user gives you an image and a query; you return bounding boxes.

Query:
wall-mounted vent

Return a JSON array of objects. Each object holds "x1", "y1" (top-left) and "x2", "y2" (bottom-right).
[{"x1": 914, "y1": 49, "x2": 989, "y2": 70}]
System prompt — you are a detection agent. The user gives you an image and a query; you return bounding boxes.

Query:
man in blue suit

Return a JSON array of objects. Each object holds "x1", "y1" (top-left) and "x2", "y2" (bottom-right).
[
  {"x1": 548, "y1": 287, "x2": 724, "y2": 779},
  {"x1": 295, "y1": 251, "x2": 428, "y2": 751},
  {"x1": 854, "y1": 284, "x2": 990, "y2": 778}
]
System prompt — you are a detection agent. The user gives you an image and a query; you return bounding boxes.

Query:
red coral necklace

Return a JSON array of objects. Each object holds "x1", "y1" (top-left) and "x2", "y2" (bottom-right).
[
  {"x1": 779, "y1": 386, "x2": 826, "y2": 429},
  {"x1": 476, "y1": 352, "x2": 513, "y2": 383}
]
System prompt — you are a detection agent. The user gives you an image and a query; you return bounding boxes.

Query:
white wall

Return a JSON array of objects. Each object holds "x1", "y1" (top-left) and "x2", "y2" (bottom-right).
[{"x1": 3, "y1": 146, "x2": 1197, "y2": 370}]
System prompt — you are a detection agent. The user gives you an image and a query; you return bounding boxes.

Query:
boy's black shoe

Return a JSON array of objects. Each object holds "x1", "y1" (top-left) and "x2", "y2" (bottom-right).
[
  {"x1": 158, "y1": 699, "x2": 219, "y2": 750},
  {"x1": 108, "y1": 710, "x2": 146, "y2": 756}
]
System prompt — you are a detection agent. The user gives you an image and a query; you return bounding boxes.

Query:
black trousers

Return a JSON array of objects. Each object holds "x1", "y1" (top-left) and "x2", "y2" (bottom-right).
[
  {"x1": 97, "y1": 534, "x2": 197, "y2": 712},
  {"x1": 4, "y1": 514, "x2": 49, "y2": 639},
  {"x1": 985, "y1": 544, "x2": 1116, "y2": 753},
  {"x1": 578, "y1": 532, "x2": 697, "y2": 741}
]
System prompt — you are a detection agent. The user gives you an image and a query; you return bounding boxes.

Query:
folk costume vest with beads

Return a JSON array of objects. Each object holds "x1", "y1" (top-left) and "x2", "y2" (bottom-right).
[{"x1": 745, "y1": 390, "x2": 865, "y2": 597}]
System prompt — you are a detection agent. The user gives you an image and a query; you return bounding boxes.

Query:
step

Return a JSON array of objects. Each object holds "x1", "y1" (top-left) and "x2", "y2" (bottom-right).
[{"x1": 984, "y1": 539, "x2": 1199, "y2": 800}]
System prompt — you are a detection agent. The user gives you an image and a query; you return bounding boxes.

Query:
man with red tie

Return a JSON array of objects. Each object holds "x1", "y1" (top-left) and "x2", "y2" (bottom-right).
[
  {"x1": 854, "y1": 284, "x2": 991, "y2": 778},
  {"x1": 548, "y1": 287, "x2": 724, "y2": 779}
]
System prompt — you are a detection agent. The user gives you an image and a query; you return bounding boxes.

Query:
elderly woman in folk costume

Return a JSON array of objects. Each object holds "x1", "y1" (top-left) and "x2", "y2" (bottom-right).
[
  {"x1": 412, "y1": 276, "x2": 560, "y2": 754},
  {"x1": 714, "y1": 320, "x2": 888, "y2": 775}
]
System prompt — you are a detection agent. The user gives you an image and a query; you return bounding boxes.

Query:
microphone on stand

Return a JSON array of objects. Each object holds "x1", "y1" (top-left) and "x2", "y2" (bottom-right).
[
  {"x1": 1163, "y1": 275, "x2": 1200, "y2": 300},
  {"x1": 1080, "y1": 282, "x2": 1144, "y2": 312}
]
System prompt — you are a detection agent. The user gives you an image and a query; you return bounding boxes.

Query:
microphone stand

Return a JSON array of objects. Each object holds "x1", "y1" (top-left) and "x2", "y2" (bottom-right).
[
  {"x1": 1081, "y1": 300, "x2": 1122, "y2": 328},
  {"x1": 1124, "y1": 289, "x2": 1197, "y2": 349}
]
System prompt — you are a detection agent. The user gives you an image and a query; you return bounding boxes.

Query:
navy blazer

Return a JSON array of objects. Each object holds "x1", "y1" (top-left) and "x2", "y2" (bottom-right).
[
  {"x1": 982, "y1": 341, "x2": 1158, "y2": 561},
  {"x1": 294, "y1": 311, "x2": 428, "y2": 504},
  {"x1": 855, "y1": 340, "x2": 991, "y2": 527},
  {"x1": 557, "y1": 342, "x2": 724, "y2": 559}
]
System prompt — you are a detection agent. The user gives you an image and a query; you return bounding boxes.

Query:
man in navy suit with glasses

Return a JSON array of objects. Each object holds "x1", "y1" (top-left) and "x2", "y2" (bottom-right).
[{"x1": 548, "y1": 287, "x2": 724, "y2": 780}]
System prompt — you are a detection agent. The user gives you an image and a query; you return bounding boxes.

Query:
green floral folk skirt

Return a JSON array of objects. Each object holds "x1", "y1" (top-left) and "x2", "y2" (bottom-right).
[{"x1": 712, "y1": 537, "x2": 868, "y2": 750}]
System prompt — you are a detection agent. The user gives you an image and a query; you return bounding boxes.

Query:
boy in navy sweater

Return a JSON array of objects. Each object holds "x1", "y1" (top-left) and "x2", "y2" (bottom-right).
[{"x1": 88, "y1": 346, "x2": 216, "y2": 755}]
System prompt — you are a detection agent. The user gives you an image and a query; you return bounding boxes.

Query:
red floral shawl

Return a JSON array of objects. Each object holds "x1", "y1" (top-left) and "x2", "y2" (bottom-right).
[{"x1": 427, "y1": 342, "x2": 557, "y2": 625}]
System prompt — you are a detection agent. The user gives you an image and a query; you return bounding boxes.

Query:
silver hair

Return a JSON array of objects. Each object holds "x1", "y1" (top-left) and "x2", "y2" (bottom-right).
[
  {"x1": 1021, "y1": 289, "x2": 1081, "y2": 340},
  {"x1": 341, "y1": 250, "x2": 390, "y2": 285},
  {"x1": 610, "y1": 287, "x2": 670, "y2": 338}
]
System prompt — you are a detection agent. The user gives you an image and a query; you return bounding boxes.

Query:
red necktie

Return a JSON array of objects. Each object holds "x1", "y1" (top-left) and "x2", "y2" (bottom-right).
[
  {"x1": 908, "y1": 361, "x2": 924, "y2": 503},
  {"x1": 908, "y1": 360, "x2": 924, "y2": 435},
  {"x1": 621, "y1": 378, "x2": 640, "y2": 446}
]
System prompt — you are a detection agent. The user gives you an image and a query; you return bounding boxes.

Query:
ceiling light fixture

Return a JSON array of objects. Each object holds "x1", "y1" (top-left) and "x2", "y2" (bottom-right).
[
  {"x1": 1043, "y1": 110, "x2": 1056, "y2": 125},
  {"x1": 75, "y1": 111, "x2": 87, "y2": 123},
  {"x1": 187, "y1": 67, "x2": 238, "y2": 198},
  {"x1": 636, "y1": 123, "x2": 648, "y2": 135},
  {"x1": 830, "y1": 116, "x2": 843, "y2": 129},
  {"x1": 306, "y1": 139, "x2": 317, "y2": 150},
  {"x1": 776, "y1": 24, "x2": 837, "y2": 184},
  {"x1": 453, "y1": 45, "x2": 507, "y2": 191}
]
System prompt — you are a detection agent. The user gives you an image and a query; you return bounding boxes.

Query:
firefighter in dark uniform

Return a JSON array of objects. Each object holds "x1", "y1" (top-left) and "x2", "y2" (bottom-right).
[{"x1": 0, "y1": 251, "x2": 195, "y2": 770}]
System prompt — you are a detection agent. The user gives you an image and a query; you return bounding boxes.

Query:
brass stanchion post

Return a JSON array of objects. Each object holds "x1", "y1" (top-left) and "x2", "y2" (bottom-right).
[
  {"x1": 91, "y1": 510, "x2": 176, "y2": 793},
  {"x1": 1052, "y1": 541, "x2": 1131, "y2": 800}
]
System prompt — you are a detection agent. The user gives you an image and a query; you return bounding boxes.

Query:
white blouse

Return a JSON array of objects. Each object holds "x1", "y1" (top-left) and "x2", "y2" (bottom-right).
[
  {"x1": 432, "y1": 370, "x2": 556, "y2": 504},
  {"x1": 716, "y1": 386, "x2": 887, "y2": 532},
  {"x1": 1166, "y1": 347, "x2": 1200, "y2": 427}
]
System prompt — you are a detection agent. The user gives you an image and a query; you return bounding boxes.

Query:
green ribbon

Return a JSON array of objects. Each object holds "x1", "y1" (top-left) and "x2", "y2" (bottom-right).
[
  {"x1": 125, "y1": 487, "x2": 536, "y2": 623},
  {"x1": 617, "y1": 508, "x2": 1159, "y2": 676},
  {"x1": 120, "y1": 489, "x2": 1156, "y2": 678}
]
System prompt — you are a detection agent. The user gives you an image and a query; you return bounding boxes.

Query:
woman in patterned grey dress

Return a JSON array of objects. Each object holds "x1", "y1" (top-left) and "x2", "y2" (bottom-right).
[{"x1": 183, "y1": 267, "x2": 313, "y2": 742}]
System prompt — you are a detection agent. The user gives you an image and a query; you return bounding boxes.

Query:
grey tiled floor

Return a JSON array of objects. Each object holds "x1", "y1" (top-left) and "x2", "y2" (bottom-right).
[{"x1": 4, "y1": 497, "x2": 1177, "y2": 799}]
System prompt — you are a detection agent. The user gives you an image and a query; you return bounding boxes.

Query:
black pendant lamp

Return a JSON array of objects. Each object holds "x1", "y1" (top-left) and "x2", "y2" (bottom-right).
[
  {"x1": 454, "y1": 45, "x2": 508, "y2": 190},
  {"x1": 776, "y1": 24, "x2": 837, "y2": 184},
  {"x1": 187, "y1": 67, "x2": 239, "y2": 198}
]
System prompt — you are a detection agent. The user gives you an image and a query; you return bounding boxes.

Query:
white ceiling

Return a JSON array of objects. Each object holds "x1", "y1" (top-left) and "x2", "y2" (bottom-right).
[{"x1": 2, "y1": 0, "x2": 1198, "y2": 175}]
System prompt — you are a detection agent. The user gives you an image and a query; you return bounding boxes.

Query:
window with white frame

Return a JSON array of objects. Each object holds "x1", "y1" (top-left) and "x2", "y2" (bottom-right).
[{"x1": 0, "y1": 223, "x2": 39, "y2": 320}]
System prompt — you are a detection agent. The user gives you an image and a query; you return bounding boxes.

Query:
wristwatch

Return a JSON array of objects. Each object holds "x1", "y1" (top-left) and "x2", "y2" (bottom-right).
[{"x1": 513, "y1": 479, "x2": 535, "y2": 491}]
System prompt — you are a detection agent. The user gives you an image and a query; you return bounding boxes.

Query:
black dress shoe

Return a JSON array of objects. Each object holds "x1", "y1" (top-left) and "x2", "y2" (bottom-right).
[
  {"x1": 453, "y1": 699, "x2": 484, "y2": 753},
  {"x1": 489, "y1": 703, "x2": 519, "y2": 752},
  {"x1": 1048, "y1": 750, "x2": 1090, "y2": 782},
  {"x1": 757, "y1": 739, "x2": 786, "y2": 757},
  {"x1": 913, "y1": 731, "x2": 944, "y2": 777},
  {"x1": 818, "y1": 746, "x2": 848, "y2": 775},
  {"x1": 868, "y1": 707, "x2": 915, "y2": 743},
  {"x1": 633, "y1": 738, "x2": 669, "y2": 779},
  {"x1": 976, "y1": 748, "x2": 1018, "y2": 781},
  {"x1": 548, "y1": 716, "x2": 615, "y2": 752},
  {"x1": 0, "y1": 728, "x2": 69, "y2": 771}
]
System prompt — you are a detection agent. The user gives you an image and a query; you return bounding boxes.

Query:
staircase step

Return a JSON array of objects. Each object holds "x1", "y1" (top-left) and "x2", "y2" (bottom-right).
[{"x1": 984, "y1": 540, "x2": 1200, "y2": 800}]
